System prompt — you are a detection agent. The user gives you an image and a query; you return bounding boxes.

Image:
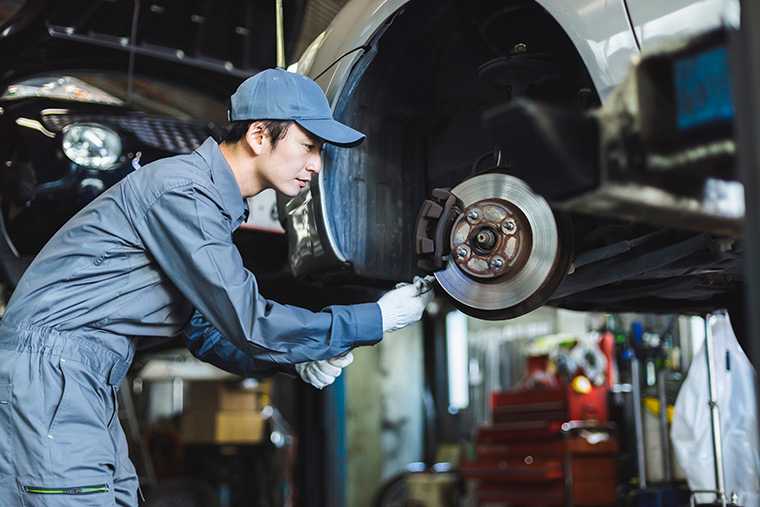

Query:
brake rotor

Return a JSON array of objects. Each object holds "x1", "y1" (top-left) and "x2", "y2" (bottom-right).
[{"x1": 434, "y1": 172, "x2": 572, "y2": 320}]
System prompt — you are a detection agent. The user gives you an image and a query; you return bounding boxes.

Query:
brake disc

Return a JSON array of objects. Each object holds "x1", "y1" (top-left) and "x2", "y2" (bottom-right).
[{"x1": 430, "y1": 172, "x2": 572, "y2": 320}]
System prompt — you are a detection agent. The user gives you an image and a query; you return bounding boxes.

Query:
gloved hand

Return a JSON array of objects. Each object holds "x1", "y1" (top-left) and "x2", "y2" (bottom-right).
[
  {"x1": 295, "y1": 351, "x2": 354, "y2": 389},
  {"x1": 377, "y1": 275, "x2": 435, "y2": 333}
]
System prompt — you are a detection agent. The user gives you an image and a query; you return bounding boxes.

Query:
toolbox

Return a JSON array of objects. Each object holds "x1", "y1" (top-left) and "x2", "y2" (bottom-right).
[{"x1": 462, "y1": 375, "x2": 618, "y2": 505}]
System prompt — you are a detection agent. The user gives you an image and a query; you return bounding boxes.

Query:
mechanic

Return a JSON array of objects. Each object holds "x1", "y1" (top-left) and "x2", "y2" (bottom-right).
[{"x1": 0, "y1": 68, "x2": 434, "y2": 506}]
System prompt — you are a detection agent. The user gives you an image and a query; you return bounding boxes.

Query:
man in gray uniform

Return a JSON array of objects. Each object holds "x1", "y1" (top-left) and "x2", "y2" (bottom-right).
[{"x1": 0, "y1": 68, "x2": 434, "y2": 506}]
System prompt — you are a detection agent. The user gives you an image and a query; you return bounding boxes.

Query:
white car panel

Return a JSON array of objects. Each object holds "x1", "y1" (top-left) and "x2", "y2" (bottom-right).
[
  {"x1": 537, "y1": 0, "x2": 640, "y2": 101},
  {"x1": 625, "y1": 0, "x2": 736, "y2": 52}
]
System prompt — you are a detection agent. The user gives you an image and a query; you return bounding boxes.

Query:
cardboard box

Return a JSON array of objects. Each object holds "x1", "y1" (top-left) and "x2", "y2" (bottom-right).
[
  {"x1": 180, "y1": 409, "x2": 265, "y2": 444},
  {"x1": 185, "y1": 382, "x2": 261, "y2": 412},
  {"x1": 405, "y1": 473, "x2": 461, "y2": 507}
]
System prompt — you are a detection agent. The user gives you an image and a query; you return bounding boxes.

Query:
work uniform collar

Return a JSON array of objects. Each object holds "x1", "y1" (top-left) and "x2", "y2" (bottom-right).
[{"x1": 196, "y1": 137, "x2": 250, "y2": 226}]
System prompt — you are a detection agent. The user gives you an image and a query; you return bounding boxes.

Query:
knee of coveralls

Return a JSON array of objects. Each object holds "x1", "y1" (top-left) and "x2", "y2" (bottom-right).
[{"x1": 0, "y1": 332, "x2": 138, "y2": 506}]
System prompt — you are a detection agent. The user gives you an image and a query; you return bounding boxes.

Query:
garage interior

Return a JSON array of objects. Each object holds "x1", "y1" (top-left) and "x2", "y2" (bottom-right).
[{"x1": 0, "y1": 0, "x2": 758, "y2": 506}]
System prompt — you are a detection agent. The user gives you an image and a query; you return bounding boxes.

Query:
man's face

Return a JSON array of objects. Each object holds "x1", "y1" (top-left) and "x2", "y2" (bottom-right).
[{"x1": 257, "y1": 123, "x2": 324, "y2": 197}]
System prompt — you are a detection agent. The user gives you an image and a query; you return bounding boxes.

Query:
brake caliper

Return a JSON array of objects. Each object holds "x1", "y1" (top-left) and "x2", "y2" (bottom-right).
[{"x1": 414, "y1": 188, "x2": 463, "y2": 272}]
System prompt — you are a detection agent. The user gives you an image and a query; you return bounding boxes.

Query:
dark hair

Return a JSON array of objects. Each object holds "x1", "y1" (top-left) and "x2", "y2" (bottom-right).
[{"x1": 220, "y1": 119, "x2": 294, "y2": 148}]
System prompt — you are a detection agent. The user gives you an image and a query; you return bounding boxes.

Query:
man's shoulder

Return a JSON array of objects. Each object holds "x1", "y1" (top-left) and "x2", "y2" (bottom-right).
[
  {"x1": 132, "y1": 151, "x2": 212, "y2": 192},
  {"x1": 125, "y1": 150, "x2": 220, "y2": 210}
]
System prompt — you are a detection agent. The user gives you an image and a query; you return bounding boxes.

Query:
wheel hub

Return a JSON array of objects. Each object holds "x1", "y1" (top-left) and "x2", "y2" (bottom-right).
[{"x1": 450, "y1": 200, "x2": 531, "y2": 279}]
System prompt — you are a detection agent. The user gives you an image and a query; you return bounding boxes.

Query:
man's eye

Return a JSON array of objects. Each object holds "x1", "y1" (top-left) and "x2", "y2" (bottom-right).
[{"x1": 304, "y1": 144, "x2": 314, "y2": 151}]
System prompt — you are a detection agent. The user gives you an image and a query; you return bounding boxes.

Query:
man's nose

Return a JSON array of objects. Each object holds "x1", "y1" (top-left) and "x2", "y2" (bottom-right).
[{"x1": 306, "y1": 153, "x2": 321, "y2": 174}]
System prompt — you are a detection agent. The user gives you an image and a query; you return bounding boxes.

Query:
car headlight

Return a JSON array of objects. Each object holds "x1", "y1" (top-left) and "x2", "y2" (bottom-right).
[{"x1": 61, "y1": 123, "x2": 122, "y2": 170}]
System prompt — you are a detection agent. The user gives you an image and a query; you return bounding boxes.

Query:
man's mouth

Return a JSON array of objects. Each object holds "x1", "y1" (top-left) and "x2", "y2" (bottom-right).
[{"x1": 297, "y1": 178, "x2": 310, "y2": 188}]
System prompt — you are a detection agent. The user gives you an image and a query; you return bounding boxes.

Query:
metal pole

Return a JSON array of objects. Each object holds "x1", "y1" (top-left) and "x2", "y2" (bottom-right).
[
  {"x1": 657, "y1": 368, "x2": 672, "y2": 483},
  {"x1": 703, "y1": 315, "x2": 726, "y2": 505},
  {"x1": 732, "y1": 0, "x2": 760, "y2": 458},
  {"x1": 275, "y1": 0, "x2": 285, "y2": 68},
  {"x1": 631, "y1": 355, "x2": 647, "y2": 488},
  {"x1": 127, "y1": 0, "x2": 141, "y2": 105}
]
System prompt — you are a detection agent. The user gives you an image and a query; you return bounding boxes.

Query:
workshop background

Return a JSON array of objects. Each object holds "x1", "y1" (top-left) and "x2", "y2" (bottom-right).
[{"x1": 0, "y1": 0, "x2": 758, "y2": 506}]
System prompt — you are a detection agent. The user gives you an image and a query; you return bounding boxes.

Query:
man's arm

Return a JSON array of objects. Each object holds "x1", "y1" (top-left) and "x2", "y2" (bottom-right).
[
  {"x1": 132, "y1": 183, "x2": 382, "y2": 363},
  {"x1": 182, "y1": 310, "x2": 296, "y2": 378},
  {"x1": 184, "y1": 310, "x2": 356, "y2": 389}
]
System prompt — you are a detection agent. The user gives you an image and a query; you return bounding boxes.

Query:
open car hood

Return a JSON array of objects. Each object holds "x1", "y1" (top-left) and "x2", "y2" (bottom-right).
[{"x1": 0, "y1": 0, "x2": 306, "y2": 99}]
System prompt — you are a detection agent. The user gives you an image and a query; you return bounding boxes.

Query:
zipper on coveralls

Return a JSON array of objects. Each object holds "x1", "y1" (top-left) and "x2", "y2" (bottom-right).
[{"x1": 24, "y1": 484, "x2": 110, "y2": 495}]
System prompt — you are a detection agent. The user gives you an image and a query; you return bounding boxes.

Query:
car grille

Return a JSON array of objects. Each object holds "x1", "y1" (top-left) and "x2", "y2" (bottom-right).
[{"x1": 42, "y1": 112, "x2": 216, "y2": 153}]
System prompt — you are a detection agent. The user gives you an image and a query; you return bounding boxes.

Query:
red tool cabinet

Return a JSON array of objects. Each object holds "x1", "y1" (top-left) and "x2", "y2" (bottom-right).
[{"x1": 462, "y1": 386, "x2": 619, "y2": 506}]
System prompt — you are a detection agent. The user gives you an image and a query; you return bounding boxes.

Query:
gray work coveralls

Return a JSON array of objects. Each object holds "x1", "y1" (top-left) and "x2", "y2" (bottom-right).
[{"x1": 0, "y1": 137, "x2": 382, "y2": 505}]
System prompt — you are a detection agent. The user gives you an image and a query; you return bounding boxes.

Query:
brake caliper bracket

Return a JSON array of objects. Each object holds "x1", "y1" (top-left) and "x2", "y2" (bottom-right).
[{"x1": 414, "y1": 188, "x2": 463, "y2": 272}]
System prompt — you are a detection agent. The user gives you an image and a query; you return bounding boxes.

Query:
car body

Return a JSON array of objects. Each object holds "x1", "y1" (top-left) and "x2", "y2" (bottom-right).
[{"x1": 280, "y1": 0, "x2": 743, "y2": 320}]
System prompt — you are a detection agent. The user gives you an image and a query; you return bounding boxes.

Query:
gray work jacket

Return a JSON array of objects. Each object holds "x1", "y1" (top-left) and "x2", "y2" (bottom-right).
[{"x1": 1, "y1": 137, "x2": 382, "y2": 371}]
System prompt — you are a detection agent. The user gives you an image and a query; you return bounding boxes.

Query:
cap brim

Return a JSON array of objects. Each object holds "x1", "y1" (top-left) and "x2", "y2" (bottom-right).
[{"x1": 296, "y1": 118, "x2": 366, "y2": 148}]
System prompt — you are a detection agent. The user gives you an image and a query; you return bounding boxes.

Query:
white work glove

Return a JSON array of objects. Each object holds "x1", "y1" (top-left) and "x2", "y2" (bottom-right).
[
  {"x1": 377, "y1": 275, "x2": 435, "y2": 333},
  {"x1": 295, "y1": 351, "x2": 354, "y2": 389}
]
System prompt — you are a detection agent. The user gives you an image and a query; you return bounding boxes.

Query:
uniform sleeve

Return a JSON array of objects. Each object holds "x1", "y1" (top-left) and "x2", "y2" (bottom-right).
[
  {"x1": 183, "y1": 310, "x2": 296, "y2": 377},
  {"x1": 132, "y1": 182, "x2": 383, "y2": 364}
]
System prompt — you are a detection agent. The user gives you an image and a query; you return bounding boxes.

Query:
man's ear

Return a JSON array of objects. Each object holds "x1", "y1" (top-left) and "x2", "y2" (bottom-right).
[{"x1": 246, "y1": 122, "x2": 266, "y2": 155}]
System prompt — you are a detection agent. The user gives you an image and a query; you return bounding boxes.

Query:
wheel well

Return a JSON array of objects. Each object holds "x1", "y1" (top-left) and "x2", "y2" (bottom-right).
[{"x1": 322, "y1": 0, "x2": 596, "y2": 282}]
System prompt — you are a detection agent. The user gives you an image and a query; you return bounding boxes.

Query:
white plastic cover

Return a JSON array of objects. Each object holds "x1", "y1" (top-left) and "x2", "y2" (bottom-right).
[{"x1": 671, "y1": 313, "x2": 759, "y2": 507}]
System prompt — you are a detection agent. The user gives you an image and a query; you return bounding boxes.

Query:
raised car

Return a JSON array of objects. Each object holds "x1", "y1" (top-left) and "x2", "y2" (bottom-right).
[{"x1": 280, "y1": 0, "x2": 743, "y2": 320}]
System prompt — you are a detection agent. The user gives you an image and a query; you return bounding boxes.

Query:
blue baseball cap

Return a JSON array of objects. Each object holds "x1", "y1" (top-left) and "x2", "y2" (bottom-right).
[{"x1": 229, "y1": 68, "x2": 365, "y2": 147}]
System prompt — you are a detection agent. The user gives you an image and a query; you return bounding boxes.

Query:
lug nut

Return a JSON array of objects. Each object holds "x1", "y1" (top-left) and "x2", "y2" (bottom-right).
[
  {"x1": 502, "y1": 220, "x2": 515, "y2": 232},
  {"x1": 467, "y1": 210, "x2": 480, "y2": 221},
  {"x1": 456, "y1": 246, "x2": 468, "y2": 258},
  {"x1": 490, "y1": 258, "x2": 504, "y2": 268}
]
